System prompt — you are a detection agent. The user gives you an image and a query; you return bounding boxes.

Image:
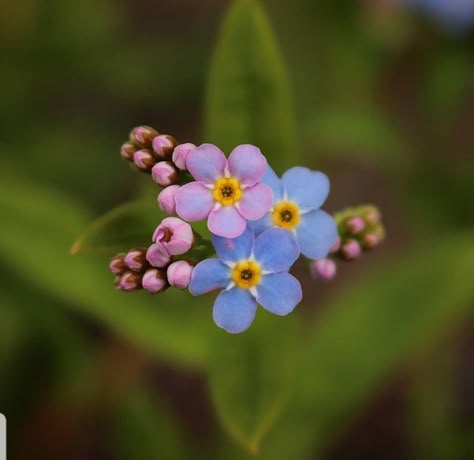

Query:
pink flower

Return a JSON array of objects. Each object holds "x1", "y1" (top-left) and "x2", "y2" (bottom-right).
[
  {"x1": 152, "y1": 217, "x2": 194, "y2": 256},
  {"x1": 146, "y1": 244, "x2": 171, "y2": 268},
  {"x1": 175, "y1": 144, "x2": 273, "y2": 238},
  {"x1": 157, "y1": 185, "x2": 180, "y2": 215},
  {"x1": 142, "y1": 268, "x2": 168, "y2": 294},
  {"x1": 167, "y1": 260, "x2": 194, "y2": 289},
  {"x1": 172, "y1": 143, "x2": 195, "y2": 170}
]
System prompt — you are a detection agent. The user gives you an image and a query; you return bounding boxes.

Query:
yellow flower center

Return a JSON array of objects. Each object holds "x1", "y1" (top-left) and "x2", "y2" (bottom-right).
[
  {"x1": 231, "y1": 260, "x2": 262, "y2": 289},
  {"x1": 213, "y1": 177, "x2": 242, "y2": 206},
  {"x1": 272, "y1": 201, "x2": 301, "y2": 230}
]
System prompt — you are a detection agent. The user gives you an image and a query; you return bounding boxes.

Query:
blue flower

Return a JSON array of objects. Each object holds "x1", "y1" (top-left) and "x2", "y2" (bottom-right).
[
  {"x1": 189, "y1": 227, "x2": 302, "y2": 333},
  {"x1": 250, "y1": 166, "x2": 338, "y2": 260}
]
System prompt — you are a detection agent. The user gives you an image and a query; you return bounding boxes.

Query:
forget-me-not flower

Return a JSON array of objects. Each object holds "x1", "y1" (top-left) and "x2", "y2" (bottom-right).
[
  {"x1": 189, "y1": 227, "x2": 302, "y2": 333},
  {"x1": 250, "y1": 166, "x2": 338, "y2": 260}
]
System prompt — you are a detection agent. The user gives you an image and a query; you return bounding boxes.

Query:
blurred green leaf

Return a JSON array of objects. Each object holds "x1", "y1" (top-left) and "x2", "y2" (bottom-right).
[
  {"x1": 71, "y1": 199, "x2": 162, "y2": 255},
  {"x1": 261, "y1": 234, "x2": 474, "y2": 459},
  {"x1": 0, "y1": 176, "x2": 214, "y2": 367},
  {"x1": 205, "y1": 0, "x2": 297, "y2": 173},
  {"x1": 208, "y1": 311, "x2": 299, "y2": 454}
]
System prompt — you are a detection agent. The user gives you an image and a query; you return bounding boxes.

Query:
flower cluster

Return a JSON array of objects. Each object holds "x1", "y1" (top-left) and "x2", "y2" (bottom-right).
[{"x1": 109, "y1": 126, "x2": 385, "y2": 333}]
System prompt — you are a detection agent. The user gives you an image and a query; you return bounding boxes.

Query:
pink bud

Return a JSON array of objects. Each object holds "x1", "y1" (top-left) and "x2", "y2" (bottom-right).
[
  {"x1": 152, "y1": 217, "x2": 194, "y2": 256},
  {"x1": 109, "y1": 253, "x2": 127, "y2": 276},
  {"x1": 130, "y1": 125, "x2": 159, "y2": 147},
  {"x1": 151, "y1": 161, "x2": 178, "y2": 186},
  {"x1": 329, "y1": 235, "x2": 341, "y2": 254},
  {"x1": 117, "y1": 271, "x2": 142, "y2": 291},
  {"x1": 167, "y1": 260, "x2": 194, "y2": 289},
  {"x1": 361, "y1": 233, "x2": 380, "y2": 249},
  {"x1": 152, "y1": 134, "x2": 177, "y2": 160},
  {"x1": 345, "y1": 217, "x2": 365, "y2": 235},
  {"x1": 124, "y1": 247, "x2": 148, "y2": 272},
  {"x1": 120, "y1": 141, "x2": 138, "y2": 162},
  {"x1": 157, "y1": 185, "x2": 180, "y2": 215},
  {"x1": 172, "y1": 143, "x2": 196, "y2": 170},
  {"x1": 142, "y1": 268, "x2": 168, "y2": 294},
  {"x1": 133, "y1": 149, "x2": 156, "y2": 172},
  {"x1": 310, "y1": 258, "x2": 337, "y2": 281},
  {"x1": 340, "y1": 239, "x2": 361, "y2": 260},
  {"x1": 146, "y1": 244, "x2": 171, "y2": 268}
]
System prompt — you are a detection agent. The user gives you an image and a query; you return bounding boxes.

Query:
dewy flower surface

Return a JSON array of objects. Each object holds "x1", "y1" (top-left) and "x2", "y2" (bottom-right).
[
  {"x1": 251, "y1": 166, "x2": 338, "y2": 260},
  {"x1": 175, "y1": 144, "x2": 273, "y2": 238},
  {"x1": 188, "y1": 227, "x2": 302, "y2": 333}
]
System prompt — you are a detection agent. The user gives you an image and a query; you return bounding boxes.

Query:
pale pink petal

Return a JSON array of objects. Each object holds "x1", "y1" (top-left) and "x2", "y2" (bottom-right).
[
  {"x1": 208, "y1": 206, "x2": 246, "y2": 238},
  {"x1": 228, "y1": 144, "x2": 267, "y2": 186},
  {"x1": 175, "y1": 182, "x2": 215, "y2": 222},
  {"x1": 237, "y1": 183, "x2": 273, "y2": 221},
  {"x1": 186, "y1": 143, "x2": 227, "y2": 184}
]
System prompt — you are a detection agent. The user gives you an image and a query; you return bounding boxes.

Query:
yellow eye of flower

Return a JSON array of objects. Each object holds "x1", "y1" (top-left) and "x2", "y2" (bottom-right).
[
  {"x1": 231, "y1": 260, "x2": 262, "y2": 289},
  {"x1": 213, "y1": 177, "x2": 242, "y2": 206},
  {"x1": 272, "y1": 201, "x2": 301, "y2": 230}
]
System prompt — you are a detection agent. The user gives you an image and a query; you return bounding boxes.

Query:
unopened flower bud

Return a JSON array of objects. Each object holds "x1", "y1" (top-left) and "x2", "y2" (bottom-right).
[
  {"x1": 142, "y1": 268, "x2": 168, "y2": 294},
  {"x1": 152, "y1": 217, "x2": 194, "y2": 256},
  {"x1": 364, "y1": 208, "x2": 381, "y2": 226},
  {"x1": 310, "y1": 258, "x2": 337, "y2": 281},
  {"x1": 329, "y1": 235, "x2": 341, "y2": 254},
  {"x1": 152, "y1": 134, "x2": 177, "y2": 160},
  {"x1": 167, "y1": 260, "x2": 194, "y2": 289},
  {"x1": 361, "y1": 233, "x2": 380, "y2": 250},
  {"x1": 146, "y1": 243, "x2": 171, "y2": 268},
  {"x1": 117, "y1": 271, "x2": 142, "y2": 292},
  {"x1": 120, "y1": 141, "x2": 138, "y2": 162},
  {"x1": 109, "y1": 253, "x2": 127, "y2": 276},
  {"x1": 151, "y1": 161, "x2": 179, "y2": 186},
  {"x1": 345, "y1": 217, "x2": 365, "y2": 235},
  {"x1": 133, "y1": 149, "x2": 156, "y2": 172},
  {"x1": 157, "y1": 185, "x2": 180, "y2": 215},
  {"x1": 130, "y1": 125, "x2": 159, "y2": 147},
  {"x1": 124, "y1": 247, "x2": 148, "y2": 272},
  {"x1": 340, "y1": 239, "x2": 362, "y2": 260},
  {"x1": 172, "y1": 143, "x2": 196, "y2": 170}
]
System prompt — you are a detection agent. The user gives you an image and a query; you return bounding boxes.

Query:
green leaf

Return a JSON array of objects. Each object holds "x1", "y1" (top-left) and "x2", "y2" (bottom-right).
[
  {"x1": 261, "y1": 234, "x2": 474, "y2": 459},
  {"x1": 205, "y1": 0, "x2": 297, "y2": 173},
  {"x1": 71, "y1": 199, "x2": 163, "y2": 255},
  {"x1": 0, "y1": 176, "x2": 214, "y2": 368},
  {"x1": 208, "y1": 311, "x2": 300, "y2": 454}
]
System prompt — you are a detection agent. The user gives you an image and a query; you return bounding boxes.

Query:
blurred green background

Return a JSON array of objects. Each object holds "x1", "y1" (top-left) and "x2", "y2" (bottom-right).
[{"x1": 1, "y1": 0, "x2": 473, "y2": 459}]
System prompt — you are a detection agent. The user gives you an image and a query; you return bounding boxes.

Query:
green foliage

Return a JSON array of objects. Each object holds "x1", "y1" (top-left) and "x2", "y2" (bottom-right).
[{"x1": 205, "y1": 0, "x2": 297, "y2": 173}]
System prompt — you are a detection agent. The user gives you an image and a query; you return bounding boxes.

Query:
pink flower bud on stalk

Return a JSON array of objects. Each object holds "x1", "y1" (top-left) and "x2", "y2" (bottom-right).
[
  {"x1": 109, "y1": 253, "x2": 127, "y2": 275},
  {"x1": 133, "y1": 149, "x2": 156, "y2": 172},
  {"x1": 124, "y1": 247, "x2": 148, "y2": 272},
  {"x1": 167, "y1": 260, "x2": 194, "y2": 289},
  {"x1": 142, "y1": 268, "x2": 168, "y2": 294},
  {"x1": 152, "y1": 217, "x2": 194, "y2": 256},
  {"x1": 146, "y1": 244, "x2": 171, "y2": 268},
  {"x1": 310, "y1": 258, "x2": 337, "y2": 281},
  {"x1": 344, "y1": 216, "x2": 365, "y2": 235},
  {"x1": 152, "y1": 135, "x2": 177, "y2": 160},
  {"x1": 157, "y1": 185, "x2": 180, "y2": 215},
  {"x1": 329, "y1": 235, "x2": 341, "y2": 254},
  {"x1": 340, "y1": 239, "x2": 362, "y2": 261},
  {"x1": 120, "y1": 141, "x2": 138, "y2": 162},
  {"x1": 117, "y1": 271, "x2": 143, "y2": 292},
  {"x1": 361, "y1": 233, "x2": 380, "y2": 250},
  {"x1": 130, "y1": 125, "x2": 159, "y2": 147},
  {"x1": 172, "y1": 143, "x2": 196, "y2": 170},
  {"x1": 151, "y1": 161, "x2": 179, "y2": 186}
]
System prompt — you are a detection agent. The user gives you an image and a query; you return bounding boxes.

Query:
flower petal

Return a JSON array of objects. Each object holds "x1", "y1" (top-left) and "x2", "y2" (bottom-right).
[
  {"x1": 186, "y1": 143, "x2": 227, "y2": 183},
  {"x1": 256, "y1": 273, "x2": 302, "y2": 316},
  {"x1": 261, "y1": 165, "x2": 283, "y2": 202},
  {"x1": 254, "y1": 228, "x2": 300, "y2": 273},
  {"x1": 295, "y1": 209, "x2": 338, "y2": 259},
  {"x1": 228, "y1": 144, "x2": 267, "y2": 186},
  {"x1": 237, "y1": 183, "x2": 273, "y2": 221},
  {"x1": 175, "y1": 182, "x2": 214, "y2": 222},
  {"x1": 208, "y1": 205, "x2": 246, "y2": 238},
  {"x1": 213, "y1": 288, "x2": 257, "y2": 333},
  {"x1": 212, "y1": 226, "x2": 254, "y2": 262},
  {"x1": 282, "y1": 167, "x2": 330, "y2": 210},
  {"x1": 188, "y1": 259, "x2": 230, "y2": 295},
  {"x1": 248, "y1": 213, "x2": 273, "y2": 237}
]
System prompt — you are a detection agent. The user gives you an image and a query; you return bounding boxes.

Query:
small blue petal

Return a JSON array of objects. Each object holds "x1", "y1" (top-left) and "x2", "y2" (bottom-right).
[
  {"x1": 256, "y1": 273, "x2": 302, "y2": 316},
  {"x1": 212, "y1": 225, "x2": 254, "y2": 262},
  {"x1": 189, "y1": 259, "x2": 230, "y2": 295},
  {"x1": 213, "y1": 288, "x2": 257, "y2": 333},
  {"x1": 260, "y1": 165, "x2": 283, "y2": 202},
  {"x1": 248, "y1": 212, "x2": 273, "y2": 237},
  {"x1": 282, "y1": 167, "x2": 330, "y2": 211},
  {"x1": 254, "y1": 228, "x2": 300, "y2": 273},
  {"x1": 295, "y1": 210, "x2": 338, "y2": 259}
]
